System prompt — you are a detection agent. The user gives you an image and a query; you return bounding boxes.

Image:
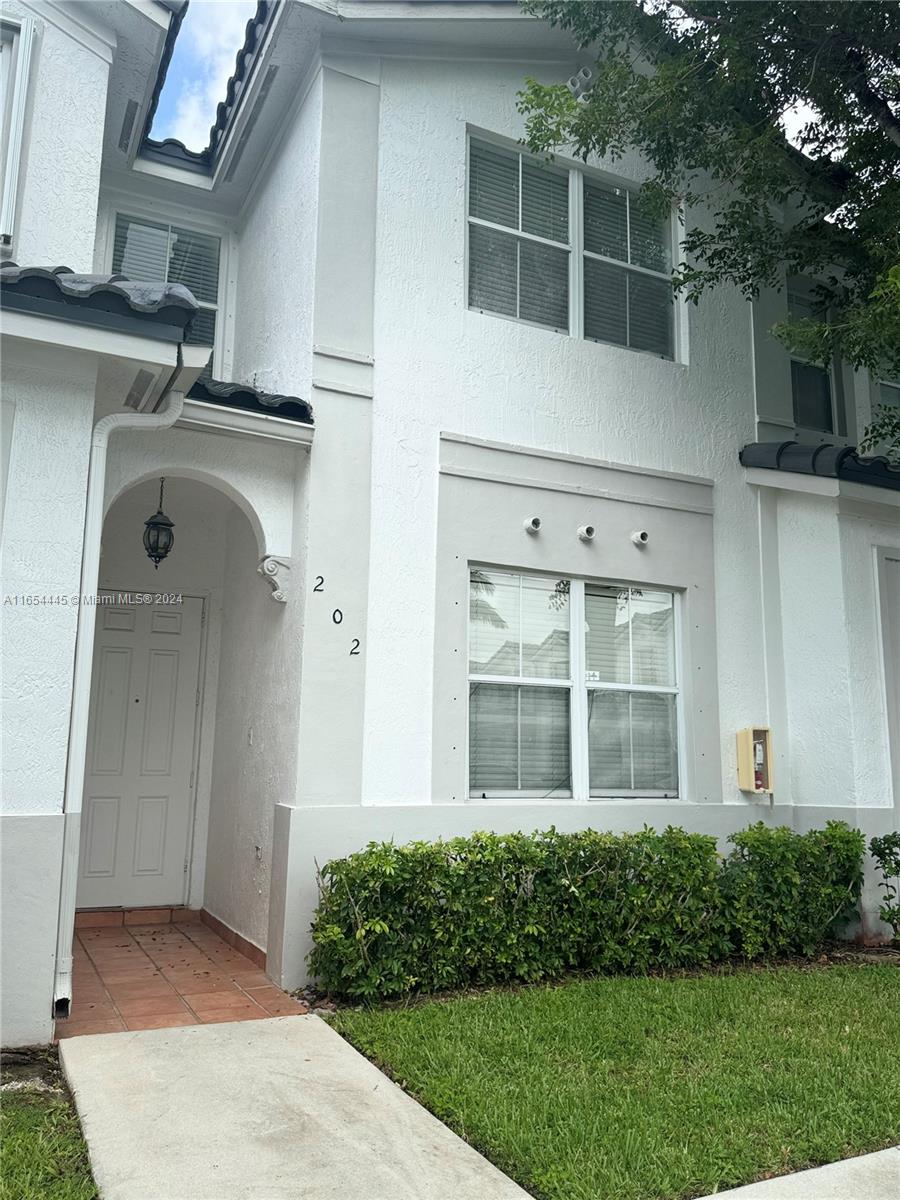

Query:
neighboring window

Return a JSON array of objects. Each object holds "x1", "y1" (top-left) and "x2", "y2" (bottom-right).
[
  {"x1": 468, "y1": 569, "x2": 680, "y2": 799},
  {"x1": 583, "y1": 181, "x2": 673, "y2": 357},
  {"x1": 1, "y1": 17, "x2": 35, "y2": 251},
  {"x1": 112, "y1": 214, "x2": 220, "y2": 356},
  {"x1": 788, "y1": 292, "x2": 844, "y2": 435},
  {"x1": 468, "y1": 140, "x2": 570, "y2": 332},
  {"x1": 467, "y1": 137, "x2": 674, "y2": 358},
  {"x1": 879, "y1": 379, "x2": 900, "y2": 409}
]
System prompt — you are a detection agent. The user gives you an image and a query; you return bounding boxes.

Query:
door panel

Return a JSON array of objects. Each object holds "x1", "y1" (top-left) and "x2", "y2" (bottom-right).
[{"x1": 77, "y1": 596, "x2": 203, "y2": 909}]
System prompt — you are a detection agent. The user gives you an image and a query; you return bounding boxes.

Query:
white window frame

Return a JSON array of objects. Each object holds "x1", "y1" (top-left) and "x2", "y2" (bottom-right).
[
  {"x1": 467, "y1": 567, "x2": 684, "y2": 802},
  {"x1": 1, "y1": 16, "x2": 36, "y2": 254},
  {"x1": 465, "y1": 130, "x2": 680, "y2": 361},
  {"x1": 101, "y1": 195, "x2": 236, "y2": 379}
]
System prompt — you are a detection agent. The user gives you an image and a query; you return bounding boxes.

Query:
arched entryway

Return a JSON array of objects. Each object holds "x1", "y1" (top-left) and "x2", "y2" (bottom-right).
[{"x1": 74, "y1": 472, "x2": 297, "y2": 956}]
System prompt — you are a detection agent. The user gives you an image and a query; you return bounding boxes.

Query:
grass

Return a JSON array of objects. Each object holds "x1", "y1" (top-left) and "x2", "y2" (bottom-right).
[
  {"x1": 1, "y1": 1052, "x2": 97, "y2": 1200},
  {"x1": 331, "y1": 965, "x2": 900, "y2": 1200}
]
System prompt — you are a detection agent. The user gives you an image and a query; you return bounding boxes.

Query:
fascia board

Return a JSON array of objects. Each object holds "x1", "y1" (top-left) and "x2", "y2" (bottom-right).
[{"x1": 1, "y1": 308, "x2": 180, "y2": 369}]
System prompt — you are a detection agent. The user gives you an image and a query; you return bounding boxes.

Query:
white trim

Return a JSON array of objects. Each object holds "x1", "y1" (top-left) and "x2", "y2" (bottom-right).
[
  {"x1": 744, "y1": 465, "x2": 900, "y2": 510},
  {"x1": 24, "y1": 1, "x2": 115, "y2": 64},
  {"x1": 466, "y1": 129, "x2": 680, "y2": 361},
  {"x1": 0, "y1": 16, "x2": 35, "y2": 250},
  {"x1": 440, "y1": 465, "x2": 714, "y2": 516},
  {"x1": 466, "y1": 570, "x2": 684, "y2": 803},
  {"x1": 178, "y1": 398, "x2": 314, "y2": 445},
  {"x1": 874, "y1": 547, "x2": 900, "y2": 811},
  {"x1": 312, "y1": 377, "x2": 374, "y2": 399},
  {"x1": 1, "y1": 307, "x2": 181, "y2": 368},
  {"x1": 439, "y1": 431, "x2": 715, "y2": 487},
  {"x1": 313, "y1": 343, "x2": 374, "y2": 365}
]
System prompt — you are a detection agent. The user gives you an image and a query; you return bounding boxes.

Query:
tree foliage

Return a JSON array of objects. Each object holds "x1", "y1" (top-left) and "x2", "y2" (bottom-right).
[{"x1": 519, "y1": 1, "x2": 900, "y2": 453}]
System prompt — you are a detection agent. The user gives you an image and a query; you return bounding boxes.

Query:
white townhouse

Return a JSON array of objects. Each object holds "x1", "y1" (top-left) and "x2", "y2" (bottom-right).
[{"x1": 1, "y1": 0, "x2": 898, "y2": 1048}]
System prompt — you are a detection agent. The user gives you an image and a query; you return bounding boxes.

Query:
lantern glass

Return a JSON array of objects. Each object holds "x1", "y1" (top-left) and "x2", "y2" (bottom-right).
[{"x1": 143, "y1": 482, "x2": 175, "y2": 568}]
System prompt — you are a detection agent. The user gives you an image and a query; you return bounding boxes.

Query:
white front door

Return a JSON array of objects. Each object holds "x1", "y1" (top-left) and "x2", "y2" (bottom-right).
[{"x1": 77, "y1": 595, "x2": 203, "y2": 909}]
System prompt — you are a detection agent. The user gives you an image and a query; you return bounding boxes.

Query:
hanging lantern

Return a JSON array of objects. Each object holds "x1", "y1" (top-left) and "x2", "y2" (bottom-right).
[{"x1": 143, "y1": 477, "x2": 174, "y2": 568}]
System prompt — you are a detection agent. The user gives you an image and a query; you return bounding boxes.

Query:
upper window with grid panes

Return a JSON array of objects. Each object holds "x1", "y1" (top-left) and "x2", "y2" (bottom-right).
[
  {"x1": 467, "y1": 138, "x2": 675, "y2": 359},
  {"x1": 112, "y1": 214, "x2": 220, "y2": 367}
]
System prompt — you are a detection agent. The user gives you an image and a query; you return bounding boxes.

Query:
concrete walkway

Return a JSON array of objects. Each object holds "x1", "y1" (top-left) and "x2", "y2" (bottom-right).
[
  {"x1": 697, "y1": 1147, "x2": 900, "y2": 1198},
  {"x1": 60, "y1": 1014, "x2": 530, "y2": 1200}
]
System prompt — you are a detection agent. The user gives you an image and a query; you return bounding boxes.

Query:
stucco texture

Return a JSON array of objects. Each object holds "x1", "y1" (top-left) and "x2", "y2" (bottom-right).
[
  {"x1": 362, "y1": 57, "x2": 765, "y2": 807},
  {"x1": 12, "y1": 11, "x2": 109, "y2": 269}
]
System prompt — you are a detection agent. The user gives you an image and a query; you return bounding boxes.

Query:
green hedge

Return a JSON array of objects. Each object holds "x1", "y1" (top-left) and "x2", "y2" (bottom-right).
[{"x1": 308, "y1": 821, "x2": 864, "y2": 999}]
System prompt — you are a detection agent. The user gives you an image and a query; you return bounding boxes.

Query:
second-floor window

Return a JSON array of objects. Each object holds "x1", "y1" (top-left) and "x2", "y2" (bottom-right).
[
  {"x1": 788, "y1": 291, "x2": 845, "y2": 436},
  {"x1": 467, "y1": 137, "x2": 674, "y2": 359},
  {"x1": 112, "y1": 214, "x2": 220, "y2": 359}
]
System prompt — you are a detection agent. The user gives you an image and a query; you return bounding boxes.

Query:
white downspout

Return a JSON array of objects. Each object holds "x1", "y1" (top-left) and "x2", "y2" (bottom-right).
[{"x1": 53, "y1": 382, "x2": 186, "y2": 1014}]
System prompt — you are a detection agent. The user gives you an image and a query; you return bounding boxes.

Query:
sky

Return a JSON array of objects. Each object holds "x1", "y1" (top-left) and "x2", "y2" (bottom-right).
[
  {"x1": 150, "y1": 0, "x2": 259, "y2": 150},
  {"x1": 149, "y1": 1, "x2": 820, "y2": 156}
]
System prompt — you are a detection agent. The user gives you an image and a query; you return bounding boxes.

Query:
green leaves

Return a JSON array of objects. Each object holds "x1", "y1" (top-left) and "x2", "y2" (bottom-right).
[
  {"x1": 519, "y1": 1, "x2": 900, "y2": 378},
  {"x1": 722, "y1": 822, "x2": 865, "y2": 959},
  {"x1": 307, "y1": 822, "x2": 865, "y2": 999},
  {"x1": 869, "y1": 831, "x2": 900, "y2": 940}
]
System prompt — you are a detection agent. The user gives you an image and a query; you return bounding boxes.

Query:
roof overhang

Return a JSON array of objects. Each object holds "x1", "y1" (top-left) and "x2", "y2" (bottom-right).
[
  {"x1": 2, "y1": 307, "x2": 210, "y2": 410},
  {"x1": 117, "y1": 0, "x2": 577, "y2": 211}
]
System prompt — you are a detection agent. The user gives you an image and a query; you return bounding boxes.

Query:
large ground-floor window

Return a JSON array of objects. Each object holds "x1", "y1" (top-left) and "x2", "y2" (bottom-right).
[{"x1": 468, "y1": 568, "x2": 680, "y2": 799}]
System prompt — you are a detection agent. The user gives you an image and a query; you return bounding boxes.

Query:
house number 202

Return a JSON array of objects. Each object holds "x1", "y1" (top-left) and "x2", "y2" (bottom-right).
[{"x1": 314, "y1": 578, "x2": 361, "y2": 655}]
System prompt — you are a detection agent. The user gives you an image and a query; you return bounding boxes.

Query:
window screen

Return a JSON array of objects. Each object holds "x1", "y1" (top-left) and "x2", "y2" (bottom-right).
[
  {"x1": 112, "y1": 215, "x2": 220, "y2": 355},
  {"x1": 583, "y1": 181, "x2": 673, "y2": 358},
  {"x1": 468, "y1": 141, "x2": 570, "y2": 332}
]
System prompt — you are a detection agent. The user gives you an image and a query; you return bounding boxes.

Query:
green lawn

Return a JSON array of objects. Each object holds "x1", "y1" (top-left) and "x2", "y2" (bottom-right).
[
  {"x1": 331, "y1": 966, "x2": 900, "y2": 1200},
  {"x1": 1, "y1": 1077, "x2": 97, "y2": 1200}
]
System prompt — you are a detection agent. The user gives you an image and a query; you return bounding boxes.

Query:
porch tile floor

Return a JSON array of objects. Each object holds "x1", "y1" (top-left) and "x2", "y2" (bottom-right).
[{"x1": 56, "y1": 922, "x2": 307, "y2": 1040}]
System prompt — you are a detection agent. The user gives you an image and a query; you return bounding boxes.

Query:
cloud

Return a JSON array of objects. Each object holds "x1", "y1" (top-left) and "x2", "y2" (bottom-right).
[{"x1": 152, "y1": 0, "x2": 259, "y2": 150}]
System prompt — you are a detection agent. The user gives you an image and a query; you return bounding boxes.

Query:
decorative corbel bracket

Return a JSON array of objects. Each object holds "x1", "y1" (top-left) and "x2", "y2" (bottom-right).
[{"x1": 258, "y1": 556, "x2": 290, "y2": 603}]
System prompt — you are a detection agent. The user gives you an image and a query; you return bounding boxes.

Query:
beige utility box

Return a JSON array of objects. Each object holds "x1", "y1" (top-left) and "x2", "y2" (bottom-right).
[{"x1": 736, "y1": 727, "x2": 773, "y2": 795}]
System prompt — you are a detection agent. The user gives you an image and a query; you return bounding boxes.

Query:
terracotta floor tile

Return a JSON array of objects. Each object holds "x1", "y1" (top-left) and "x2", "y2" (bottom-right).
[
  {"x1": 70, "y1": 998, "x2": 118, "y2": 1016},
  {"x1": 75, "y1": 911, "x2": 124, "y2": 928},
  {"x1": 182, "y1": 991, "x2": 265, "y2": 1015},
  {"x1": 56, "y1": 1017, "x2": 126, "y2": 1038},
  {"x1": 163, "y1": 972, "x2": 233, "y2": 993},
  {"x1": 229, "y1": 971, "x2": 271, "y2": 988},
  {"x1": 94, "y1": 962, "x2": 158, "y2": 977},
  {"x1": 72, "y1": 988, "x2": 110, "y2": 1005},
  {"x1": 105, "y1": 979, "x2": 178, "y2": 1001},
  {"x1": 124, "y1": 908, "x2": 172, "y2": 926},
  {"x1": 113, "y1": 995, "x2": 193, "y2": 1018},
  {"x1": 198, "y1": 1008, "x2": 269, "y2": 1024},
  {"x1": 123, "y1": 1013, "x2": 199, "y2": 1031}
]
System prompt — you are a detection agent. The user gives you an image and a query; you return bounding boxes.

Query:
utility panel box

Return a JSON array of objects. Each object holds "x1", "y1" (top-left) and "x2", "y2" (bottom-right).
[{"x1": 736, "y1": 727, "x2": 773, "y2": 795}]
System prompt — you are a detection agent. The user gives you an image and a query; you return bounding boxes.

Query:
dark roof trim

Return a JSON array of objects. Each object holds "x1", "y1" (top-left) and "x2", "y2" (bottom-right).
[
  {"x1": 142, "y1": 0, "x2": 190, "y2": 150},
  {"x1": 141, "y1": 1, "x2": 274, "y2": 173},
  {"x1": 740, "y1": 441, "x2": 900, "y2": 493},
  {"x1": 187, "y1": 377, "x2": 313, "y2": 426},
  {"x1": 0, "y1": 264, "x2": 199, "y2": 343}
]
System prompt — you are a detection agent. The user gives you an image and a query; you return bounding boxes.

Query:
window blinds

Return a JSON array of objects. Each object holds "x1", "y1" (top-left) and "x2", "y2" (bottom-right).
[
  {"x1": 112, "y1": 215, "x2": 220, "y2": 351},
  {"x1": 468, "y1": 141, "x2": 570, "y2": 332}
]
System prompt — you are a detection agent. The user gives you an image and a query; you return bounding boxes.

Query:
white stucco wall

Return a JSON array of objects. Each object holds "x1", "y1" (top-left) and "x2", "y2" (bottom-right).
[
  {"x1": 0, "y1": 344, "x2": 96, "y2": 1043},
  {"x1": 2, "y1": 347, "x2": 96, "y2": 814},
  {"x1": 8, "y1": 3, "x2": 110, "y2": 268},
  {"x1": 232, "y1": 69, "x2": 322, "y2": 399},
  {"x1": 360, "y1": 56, "x2": 766, "y2": 809},
  {"x1": 203, "y1": 502, "x2": 305, "y2": 951}
]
